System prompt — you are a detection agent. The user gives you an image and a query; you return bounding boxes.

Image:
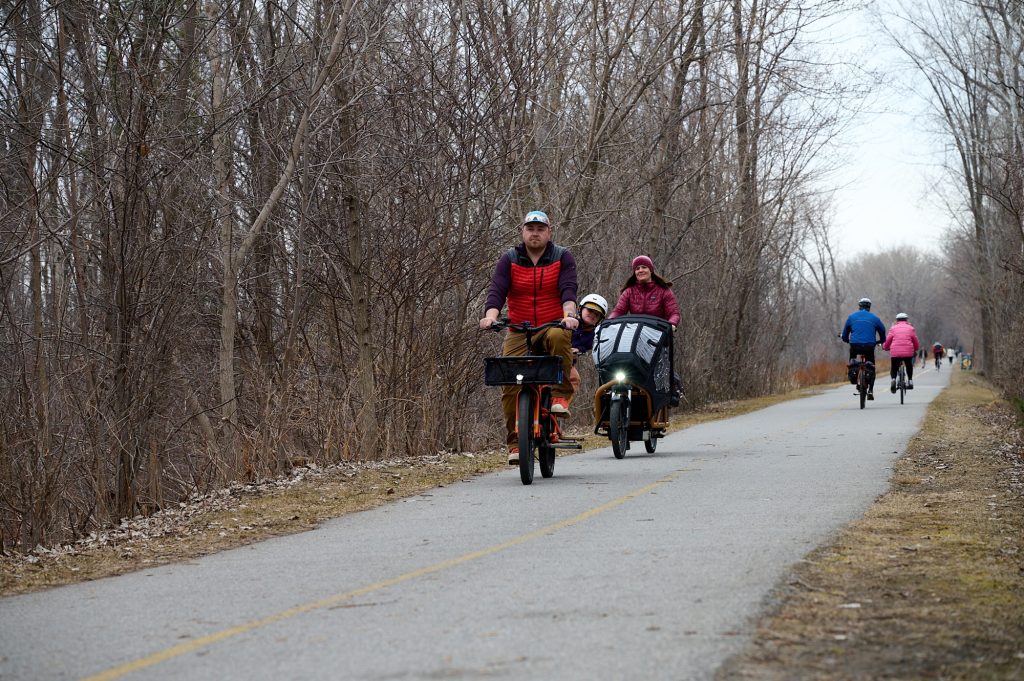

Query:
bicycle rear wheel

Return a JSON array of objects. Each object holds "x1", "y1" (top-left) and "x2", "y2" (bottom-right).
[
  {"x1": 858, "y1": 371, "x2": 867, "y2": 409},
  {"x1": 538, "y1": 393, "x2": 556, "y2": 478},
  {"x1": 517, "y1": 390, "x2": 535, "y2": 485},
  {"x1": 898, "y1": 366, "x2": 906, "y2": 405}
]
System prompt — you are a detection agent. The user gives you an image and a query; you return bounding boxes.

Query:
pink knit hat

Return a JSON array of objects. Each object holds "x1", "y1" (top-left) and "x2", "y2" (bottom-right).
[{"x1": 631, "y1": 255, "x2": 655, "y2": 272}]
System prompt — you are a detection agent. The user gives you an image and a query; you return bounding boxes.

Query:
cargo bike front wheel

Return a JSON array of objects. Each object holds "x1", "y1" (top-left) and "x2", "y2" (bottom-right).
[{"x1": 609, "y1": 398, "x2": 629, "y2": 459}]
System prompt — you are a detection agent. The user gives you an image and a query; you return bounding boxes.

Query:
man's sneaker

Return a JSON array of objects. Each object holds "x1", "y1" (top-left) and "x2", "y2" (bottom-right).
[
  {"x1": 550, "y1": 398, "x2": 570, "y2": 416},
  {"x1": 908, "y1": 380, "x2": 914, "y2": 390},
  {"x1": 507, "y1": 447, "x2": 519, "y2": 465},
  {"x1": 867, "y1": 391, "x2": 874, "y2": 400},
  {"x1": 891, "y1": 378, "x2": 897, "y2": 393}
]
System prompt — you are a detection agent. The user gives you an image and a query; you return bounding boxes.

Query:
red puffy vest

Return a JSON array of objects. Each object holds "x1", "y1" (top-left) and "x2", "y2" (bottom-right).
[{"x1": 506, "y1": 247, "x2": 565, "y2": 326}]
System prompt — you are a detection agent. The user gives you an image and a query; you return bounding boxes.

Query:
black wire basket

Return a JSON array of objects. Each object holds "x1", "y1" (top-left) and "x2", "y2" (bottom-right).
[{"x1": 484, "y1": 355, "x2": 563, "y2": 386}]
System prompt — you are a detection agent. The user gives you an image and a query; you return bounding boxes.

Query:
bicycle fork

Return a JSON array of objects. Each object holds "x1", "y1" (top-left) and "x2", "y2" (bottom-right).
[{"x1": 514, "y1": 387, "x2": 561, "y2": 442}]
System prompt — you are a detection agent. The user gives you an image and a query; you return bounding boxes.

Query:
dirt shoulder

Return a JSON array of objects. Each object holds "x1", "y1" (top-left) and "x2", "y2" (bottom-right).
[
  {"x1": 0, "y1": 388, "x2": 817, "y2": 596},
  {"x1": 718, "y1": 369, "x2": 1024, "y2": 681}
]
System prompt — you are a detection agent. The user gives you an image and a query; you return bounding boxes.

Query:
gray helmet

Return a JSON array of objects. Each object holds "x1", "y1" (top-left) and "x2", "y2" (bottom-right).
[{"x1": 858, "y1": 297, "x2": 872, "y2": 309}]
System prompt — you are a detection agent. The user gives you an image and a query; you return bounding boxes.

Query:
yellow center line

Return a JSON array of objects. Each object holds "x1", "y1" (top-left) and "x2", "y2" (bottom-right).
[{"x1": 81, "y1": 471, "x2": 683, "y2": 681}]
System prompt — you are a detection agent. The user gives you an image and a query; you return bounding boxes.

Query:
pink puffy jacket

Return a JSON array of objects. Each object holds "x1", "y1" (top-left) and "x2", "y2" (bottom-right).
[
  {"x1": 883, "y1": 321, "x2": 920, "y2": 358},
  {"x1": 609, "y1": 282, "x2": 681, "y2": 325}
]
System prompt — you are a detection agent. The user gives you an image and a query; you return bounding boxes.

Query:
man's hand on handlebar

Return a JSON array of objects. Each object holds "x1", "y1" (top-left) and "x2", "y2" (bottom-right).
[
  {"x1": 562, "y1": 314, "x2": 579, "y2": 330},
  {"x1": 482, "y1": 318, "x2": 569, "y2": 333}
]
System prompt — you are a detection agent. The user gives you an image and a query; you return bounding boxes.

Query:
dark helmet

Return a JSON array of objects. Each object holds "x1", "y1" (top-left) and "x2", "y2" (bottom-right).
[{"x1": 858, "y1": 297, "x2": 872, "y2": 310}]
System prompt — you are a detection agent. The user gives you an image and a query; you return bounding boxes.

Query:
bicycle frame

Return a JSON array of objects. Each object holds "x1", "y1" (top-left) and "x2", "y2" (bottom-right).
[
  {"x1": 855, "y1": 353, "x2": 869, "y2": 409},
  {"x1": 517, "y1": 384, "x2": 561, "y2": 442},
  {"x1": 839, "y1": 335, "x2": 880, "y2": 410}
]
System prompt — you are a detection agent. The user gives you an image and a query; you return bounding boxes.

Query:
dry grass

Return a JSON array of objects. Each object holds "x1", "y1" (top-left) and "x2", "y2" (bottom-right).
[
  {"x1": 717, "y1": 369, "x2": 1024, "y2": 681},
  {"x1": 788, "y1": 358, "x2": 895, "y2": 390},
  {"x1": 791, "y1": 360, "x2": 850, "y2": 388}
]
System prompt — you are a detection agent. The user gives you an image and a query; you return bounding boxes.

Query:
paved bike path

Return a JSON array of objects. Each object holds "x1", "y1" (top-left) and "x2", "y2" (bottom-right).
[{"x1": 0, "y1": 365, "x2": 950, "y2": 681}]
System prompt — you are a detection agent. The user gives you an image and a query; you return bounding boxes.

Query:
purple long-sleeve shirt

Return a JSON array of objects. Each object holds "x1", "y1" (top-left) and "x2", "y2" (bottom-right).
[{"x1": 484, "y1": 242, "x2": 578, "y2": 315}]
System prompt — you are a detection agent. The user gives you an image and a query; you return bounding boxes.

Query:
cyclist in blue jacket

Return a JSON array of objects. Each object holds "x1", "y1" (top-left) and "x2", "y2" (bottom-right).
[{"x1": 841, "y1": 297, "x2": 887, "y2": 399}]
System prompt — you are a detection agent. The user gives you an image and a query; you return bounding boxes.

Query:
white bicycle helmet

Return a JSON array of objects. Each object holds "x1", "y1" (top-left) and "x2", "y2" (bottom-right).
[
  {"x1": 858, "y1": 297, "x2": 872, "y2": 309},
  {"x1": 895, "y1": 312, "x2": 909, "y2": 320},
  {"x1": 579, "y1": 293, "x2": 609, "y2": 318}
]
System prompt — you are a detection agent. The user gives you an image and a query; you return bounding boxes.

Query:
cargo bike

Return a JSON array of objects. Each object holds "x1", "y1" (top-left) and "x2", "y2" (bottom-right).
[
  {"x1": 591, "y1": 315, "x2": 675, "y2": 458},
  {"x1": 484, "y1": 319, "x2": 583, "y2": 485}
]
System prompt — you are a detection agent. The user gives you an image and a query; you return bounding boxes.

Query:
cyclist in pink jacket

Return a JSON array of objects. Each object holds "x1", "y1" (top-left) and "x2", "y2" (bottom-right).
[
  {"x1": 882, "y1": 312, "x2": 920, "y2": 391},
  {"x1": 609, "y1": 255, "x2": 681, "y2": 327},
  {"x1": 609, "y1": 255, "x2": 682, "y2": 404}
]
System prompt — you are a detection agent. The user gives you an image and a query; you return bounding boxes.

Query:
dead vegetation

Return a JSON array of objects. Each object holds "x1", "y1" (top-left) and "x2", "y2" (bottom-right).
[{"x1": 717, "y1": 370, "x2": 1024, "y2": 681}]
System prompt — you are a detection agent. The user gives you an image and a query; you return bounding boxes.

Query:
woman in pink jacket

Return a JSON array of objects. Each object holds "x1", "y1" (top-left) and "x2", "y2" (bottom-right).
[
  {"x1": 609, "y1": 255, "x2": 682, "y2": 404},
  {"x1": 608, "y1": 255, "x2": 681, "y2": 327},
  {"x1": 882, "y1": 312, "x2": 920, "y2": 391}
]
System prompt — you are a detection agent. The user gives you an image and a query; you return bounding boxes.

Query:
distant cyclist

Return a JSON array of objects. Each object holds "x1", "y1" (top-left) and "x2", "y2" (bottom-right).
[
  {"x1": 883, "y1": 312, "x2": 919, "y2": 391},
  {"x1": 932, "y1": 342, "x2": 945, "y2": 369},
  {"x1": 841, "y1": 297, "x2": 886, "y2": 400}
]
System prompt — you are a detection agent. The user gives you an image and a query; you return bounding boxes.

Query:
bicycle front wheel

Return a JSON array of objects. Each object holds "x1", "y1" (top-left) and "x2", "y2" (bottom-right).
[
  {"x1": 517, "y1": 390, "x2": 536, "y2": 485},
  {"x1": 610, "y1": 399, "x2": 628, "y2": 458}
]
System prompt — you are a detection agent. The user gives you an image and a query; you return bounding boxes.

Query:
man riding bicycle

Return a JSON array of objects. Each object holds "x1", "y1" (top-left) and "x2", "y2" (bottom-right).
[
  {"x1": 479, "y1": 210, "x2": 579, "y2": 464},
  {"x1": 841, "y1": 297, "x2": 886, "y2": 400}
]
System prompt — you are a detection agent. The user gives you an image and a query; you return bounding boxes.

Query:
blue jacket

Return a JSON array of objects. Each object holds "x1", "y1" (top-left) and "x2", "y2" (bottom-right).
[
  {"x1": 572, "y1": 326, "x2": 596, "y2": 354},
  {"x1": 842, "y1": 309, "x2": 886, "y2": 345}
]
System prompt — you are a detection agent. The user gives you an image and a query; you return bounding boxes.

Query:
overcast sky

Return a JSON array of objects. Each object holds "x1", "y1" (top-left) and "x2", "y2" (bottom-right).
[{"x1": 824, "y1": 1, "x2": 952, "y2": 260}]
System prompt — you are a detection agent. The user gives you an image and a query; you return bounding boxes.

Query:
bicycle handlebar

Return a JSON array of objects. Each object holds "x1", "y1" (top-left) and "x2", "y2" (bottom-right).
[
  {"x1": 837, "y1": 334, "x2": 882, "y2": 346},
  {"x1": 489, "y1": 318, "x2": 567, "y2": 333}
]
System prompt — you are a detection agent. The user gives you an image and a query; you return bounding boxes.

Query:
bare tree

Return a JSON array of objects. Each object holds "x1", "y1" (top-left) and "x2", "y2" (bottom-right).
[
  {"x1": 0, "y1": 0, "x2": 876, "y2": 549},
  {"x1": 887, "y1": 0, "x2": 1024, "y2": 394}
]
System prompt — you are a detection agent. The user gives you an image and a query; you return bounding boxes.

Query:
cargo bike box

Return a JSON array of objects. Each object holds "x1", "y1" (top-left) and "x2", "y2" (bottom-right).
[{"x1": 592, "y1": 315, "x2": 674, "y2": 456}]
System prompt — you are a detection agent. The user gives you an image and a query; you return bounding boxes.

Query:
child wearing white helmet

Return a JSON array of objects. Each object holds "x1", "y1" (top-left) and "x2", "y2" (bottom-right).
[{"x1": 569, "y1": 294, "x2": 609, "y2": 397}]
